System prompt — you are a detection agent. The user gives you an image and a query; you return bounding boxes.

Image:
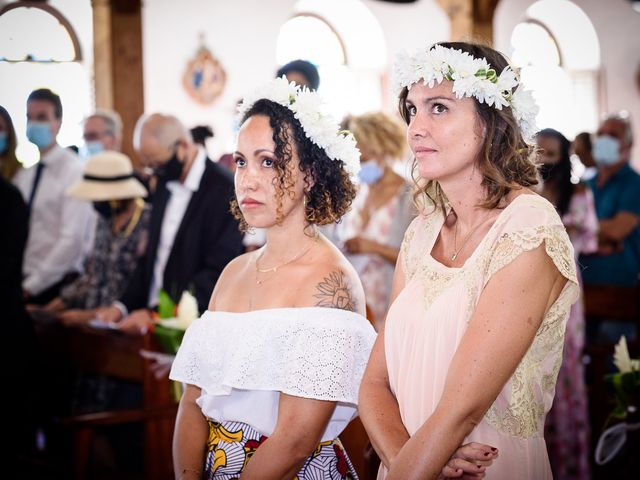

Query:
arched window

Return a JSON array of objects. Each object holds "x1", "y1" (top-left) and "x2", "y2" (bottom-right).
[
  {"x1": 0, "y1": 2, "x2": 92, "y2": 166},
  {"x1": 509, "y1": 0, "x2": 601, "y2": 140},
  {"x1": 277, "y1": 0, "x2": 387, "y2": 120}
]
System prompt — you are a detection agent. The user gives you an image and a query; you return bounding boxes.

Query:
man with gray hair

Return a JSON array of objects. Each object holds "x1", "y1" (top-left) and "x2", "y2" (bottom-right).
[
  {"x1": 96, "y1": 113, "x2": 244, "y2": 332},
  {"x1": 580, "y1": 112, "x2": 640, "y2": 288},
  {"x1": 81, "y1": 109, "x2": 123, "y2": 157}
]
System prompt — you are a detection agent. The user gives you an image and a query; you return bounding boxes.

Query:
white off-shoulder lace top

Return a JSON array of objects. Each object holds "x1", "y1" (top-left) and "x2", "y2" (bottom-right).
[{"x1": 170, "y1": 307, "x2": 377, "y2": 441}]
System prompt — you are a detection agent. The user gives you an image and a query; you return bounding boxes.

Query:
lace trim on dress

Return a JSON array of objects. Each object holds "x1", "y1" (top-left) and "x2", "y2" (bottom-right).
[
  {"x1": 169, "y1": 308, "x2": 377, "y2": 406},
  {"x1": 482, "y1": 226, "x2": 579, "y2": 438},
  {"x1": 484, "y1": 224, "x2": 578, "y2": 288}
]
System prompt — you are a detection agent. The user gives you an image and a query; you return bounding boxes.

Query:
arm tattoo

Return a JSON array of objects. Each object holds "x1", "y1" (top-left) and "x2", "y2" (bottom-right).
[{"x1": 313, "y1": 271, "x2": 357, "y2": 312}]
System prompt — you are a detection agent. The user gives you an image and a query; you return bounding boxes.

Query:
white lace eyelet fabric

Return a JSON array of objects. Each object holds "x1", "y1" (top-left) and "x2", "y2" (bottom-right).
[{"x1": 170, "y1": 307, "x2": 377, "y2": 439}]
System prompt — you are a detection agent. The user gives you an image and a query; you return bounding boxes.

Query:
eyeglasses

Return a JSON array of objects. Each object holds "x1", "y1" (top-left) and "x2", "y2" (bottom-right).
[{"x1": 83, "y1": 130, "x2": 112, "y2": 141}]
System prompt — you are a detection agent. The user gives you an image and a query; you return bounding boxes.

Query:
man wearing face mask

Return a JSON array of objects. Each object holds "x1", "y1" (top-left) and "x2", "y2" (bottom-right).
[
  {"x1": 580, "y1": 113, "x2": 640, "y2": 288},
  {"x1": 81, "y1": 109, "x2": 123, "y2": 159},
  {"x1": 96, "y1": 113, "x2": 243, "y2": 333},
  {"x1": 12, "y1": 88, "x2": 95, "y2": 304}
]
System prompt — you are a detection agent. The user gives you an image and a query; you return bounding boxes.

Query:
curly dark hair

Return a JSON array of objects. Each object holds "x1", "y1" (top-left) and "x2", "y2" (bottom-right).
[
  {"x1": 230, "y1": 99, "x2": 357, "y2": 232},
  {"x1": 398, "y1": 41, "x2": 539, "y2": 212}
]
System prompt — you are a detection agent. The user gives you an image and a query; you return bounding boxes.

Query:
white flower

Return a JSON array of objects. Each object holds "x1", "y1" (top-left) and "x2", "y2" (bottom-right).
[
  {"x1": 613, "y1": 335, "x2": 640, "y2": 373},
  {"x1": 238, "y1": 77, "x2": 361, "y2": 179},
  {"x1": 614, "y1": 336, "x2": 634, "y2": 374},
  {"x1": 393, "y1": 45, "x2": 540, "y2": 144},
  {"x1": 176, "y1": 291, "x2": 199, "y2": 329},
  {"x1": 511, "y1": 86, "x2": 539, "y2": 143}
]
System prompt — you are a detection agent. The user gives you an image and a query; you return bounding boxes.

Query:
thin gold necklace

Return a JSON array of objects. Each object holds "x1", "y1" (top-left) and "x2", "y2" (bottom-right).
[
  {"x1": 255, "y1": 244, "x2": 314, "y2": 284},
  {"x1": 450, "y1": 214, "x2": 491, "y2": 261}
]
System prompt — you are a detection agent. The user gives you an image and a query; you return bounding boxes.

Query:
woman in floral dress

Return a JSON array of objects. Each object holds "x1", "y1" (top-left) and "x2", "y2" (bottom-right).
[{"x1": 538, "y1": 127, "x2": 598, "y2": 480}]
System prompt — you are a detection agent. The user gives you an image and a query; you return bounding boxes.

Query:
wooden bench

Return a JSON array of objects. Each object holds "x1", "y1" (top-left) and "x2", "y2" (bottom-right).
[{"x1": 36, "y1": 319, "x2": 177, "y2": 480}]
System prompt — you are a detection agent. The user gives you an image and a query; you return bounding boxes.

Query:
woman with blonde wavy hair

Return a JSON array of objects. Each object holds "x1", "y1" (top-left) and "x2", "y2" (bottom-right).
[
  {"x1": 337, "y1": 111, "x2": 415, "y2": 329},
  {"x1": 359, "y1": 41, "x2": 579, "y2": 479}
]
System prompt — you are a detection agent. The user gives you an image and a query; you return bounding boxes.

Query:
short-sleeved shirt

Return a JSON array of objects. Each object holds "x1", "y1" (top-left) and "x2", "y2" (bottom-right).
[{"x1": 580, "y1": 163, "x2": 640, "y2": 286}]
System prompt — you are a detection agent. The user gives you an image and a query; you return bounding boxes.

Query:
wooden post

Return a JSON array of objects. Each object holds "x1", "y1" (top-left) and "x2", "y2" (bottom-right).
[
  {"x1": 436, "y1": 0, "x2": 499, "y2": 46},
  {"x1": 92, "y1": 0, "x2": 144, "y2": 165}
]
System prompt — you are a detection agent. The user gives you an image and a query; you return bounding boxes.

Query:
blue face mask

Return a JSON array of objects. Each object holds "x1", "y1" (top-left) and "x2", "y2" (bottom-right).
[
  {"x1": 358, "y1": 160, "x2": 384, "y2": 185},
  {"x1": 26, "y1": 121, "x2": 54, "y2": 149},
  {"x1": 81, "y1": 140, "x2": 104, "y2": 159},
  {"x1": 593, "y1": 135, "x2": 621, "y2": 166},
  {"x1": 0, "y1": 132, "x2": 7, "y2": 153}
]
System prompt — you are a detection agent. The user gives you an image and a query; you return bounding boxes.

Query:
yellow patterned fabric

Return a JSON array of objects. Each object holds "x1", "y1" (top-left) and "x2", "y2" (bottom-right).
[{"x1": 203, "y1": 420, "x2": 358, "y2": 479}]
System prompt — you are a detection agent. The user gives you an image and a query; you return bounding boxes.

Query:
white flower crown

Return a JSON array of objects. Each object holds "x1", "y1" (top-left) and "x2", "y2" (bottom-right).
[
  {"x1": 238, "y1": 77, "x2": 360, "y2": 179},
  {"x1": 393, "y1": 45, "x2": 539, "y2": 144}
]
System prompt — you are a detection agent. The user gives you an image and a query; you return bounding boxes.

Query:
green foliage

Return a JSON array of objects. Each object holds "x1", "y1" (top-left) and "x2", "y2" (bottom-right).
[
  {"x1": 157, "y1": 289, "x2": 175, "y2": 319},
  {"x1": 605, "y1": 370, "x2": 640, "y2": 420}
]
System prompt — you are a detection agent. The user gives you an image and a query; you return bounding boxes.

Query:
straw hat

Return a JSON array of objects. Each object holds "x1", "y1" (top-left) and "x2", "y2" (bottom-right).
[{"x1": 67, "y1": 151, "x2": 148, "y2": 201}]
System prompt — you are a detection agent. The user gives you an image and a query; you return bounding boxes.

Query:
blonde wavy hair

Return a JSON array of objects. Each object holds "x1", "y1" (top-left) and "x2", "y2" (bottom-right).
[{"x1": 341, "y1": 111, "x2": 407, "y2": 161}]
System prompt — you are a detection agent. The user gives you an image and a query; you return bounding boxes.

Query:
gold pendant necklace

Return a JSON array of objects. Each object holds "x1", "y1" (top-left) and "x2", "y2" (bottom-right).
[
  {"x1": 450, "y1": 214, "x2": 491, "y2": 261},
  {"x1": 255, "y1": 244, "x2": 314, "y2": 285}
]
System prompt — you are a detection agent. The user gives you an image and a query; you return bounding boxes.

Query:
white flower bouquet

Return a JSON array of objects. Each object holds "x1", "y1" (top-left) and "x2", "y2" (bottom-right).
[
  {"x1": 153, "y1": 290, "x2": 199, "y2": 354},
  {"x1": 605, "y1": 336, "x2": 640, "y2": 420}
]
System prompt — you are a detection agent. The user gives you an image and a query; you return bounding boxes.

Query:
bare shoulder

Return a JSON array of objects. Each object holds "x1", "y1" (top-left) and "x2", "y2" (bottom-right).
[
  {"x1": 296, "y1": 237, "x2": 366, "y2": 316},
  {"x1": 208, "y1": 250, "x2": 256, "y2": 309},
  {"x1": 219, "y1": 250, "x2": 257, "y2": 282}
]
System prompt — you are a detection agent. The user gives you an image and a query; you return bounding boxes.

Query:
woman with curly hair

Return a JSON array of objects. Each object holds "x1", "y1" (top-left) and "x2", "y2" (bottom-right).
[
  {"x1": 169, "y1": 78, "x2": 496, "y2": 480},
  {"x1": 359, "y1": 42, "x2": 580, "y2": 479},
  {"x1": 169, "y1": 77, "x2": 372, "y2": 480}
]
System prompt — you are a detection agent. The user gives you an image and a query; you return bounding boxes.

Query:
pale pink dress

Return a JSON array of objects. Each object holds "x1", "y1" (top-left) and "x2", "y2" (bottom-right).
[{"x1": 381, "y1": 195, "x2": 579, "y2": 479}]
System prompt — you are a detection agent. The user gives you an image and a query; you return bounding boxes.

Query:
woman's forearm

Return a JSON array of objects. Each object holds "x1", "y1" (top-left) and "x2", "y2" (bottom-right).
[
  {"x1": 240, "y1": 433, "x2": 311, "y2": 479},
  {"x1": 173, "y1": 393, "x2": 209, "y2": 479},
  {"x1": 386, "y1": 407, "x2": 477, "y2": 480},
  {"x1": 372, "y1": 242, "x2": 401, "y2": 265},
  {"x1": 359, "y1": 380, "x2": 410, "y2": 468}
]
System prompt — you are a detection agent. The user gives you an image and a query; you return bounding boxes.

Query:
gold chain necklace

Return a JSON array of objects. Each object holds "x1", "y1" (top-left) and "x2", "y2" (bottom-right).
[
  {"x1": 450, "y1": 214, "x2": 492, "y2": 261},
  {"x1": 255, "y1": 244, "x2": 314, "y2": 285}
]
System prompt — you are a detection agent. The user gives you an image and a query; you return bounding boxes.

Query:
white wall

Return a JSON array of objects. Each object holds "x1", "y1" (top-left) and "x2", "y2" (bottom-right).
[
  {"x1": 141, "y1": 0, "x2": 449, "y2": 160},
  {"x1": 495, "y1": 0, "x2": 640, "y2": 168}
]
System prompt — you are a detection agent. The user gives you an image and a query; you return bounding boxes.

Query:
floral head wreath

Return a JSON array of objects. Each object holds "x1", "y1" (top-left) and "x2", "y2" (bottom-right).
[
  {"x1": 237, "y1": 77, "x2": 361, "y2": 179},
  {"x1": 393, "y1": 45, "x2": 539, "y2": 144}
]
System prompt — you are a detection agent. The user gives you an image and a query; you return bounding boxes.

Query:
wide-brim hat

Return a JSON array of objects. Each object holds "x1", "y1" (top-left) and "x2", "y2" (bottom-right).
[{"x1": 67, "y1": 150, "x2": 148, "y2": 201}]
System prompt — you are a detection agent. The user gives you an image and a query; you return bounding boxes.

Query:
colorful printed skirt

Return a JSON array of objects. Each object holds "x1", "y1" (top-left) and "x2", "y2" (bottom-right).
[{"x1": 204, "y1": 420, "x2": 358, "y2": 480}]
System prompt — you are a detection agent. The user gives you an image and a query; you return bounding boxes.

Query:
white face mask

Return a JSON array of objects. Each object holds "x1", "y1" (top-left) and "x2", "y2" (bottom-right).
[{"x1": 593, "y1": 135, "x2": 621, "y2": 166}]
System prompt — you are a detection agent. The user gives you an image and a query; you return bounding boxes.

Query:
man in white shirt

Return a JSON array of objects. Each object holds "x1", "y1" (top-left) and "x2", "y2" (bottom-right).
[
  {"x1": 12, "y1": 88, "x2": 95, "y2": 304},
  {"x1": 97, "y1": 113, "x2": 243, "y2": 332}
]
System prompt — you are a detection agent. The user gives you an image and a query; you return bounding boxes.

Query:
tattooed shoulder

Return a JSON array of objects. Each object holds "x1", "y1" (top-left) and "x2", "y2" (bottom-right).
[{"x1": 313, "y1": 270, "x2": 357, "y2": 312}]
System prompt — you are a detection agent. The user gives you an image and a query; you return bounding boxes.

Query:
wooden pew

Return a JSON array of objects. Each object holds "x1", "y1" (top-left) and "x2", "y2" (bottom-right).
[{"x1": 36, "y1": 319, "x2": 176, "y2": 480}]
